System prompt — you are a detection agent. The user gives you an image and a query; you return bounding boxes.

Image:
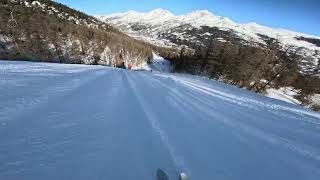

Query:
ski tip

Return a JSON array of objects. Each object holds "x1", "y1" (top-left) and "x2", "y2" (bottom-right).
[
  {"x1": 179, "y1": 172, "x2": 189, "y2": 180},
  {"x1": 156, "y1": 169, "x2": 169, "y2": 180}
]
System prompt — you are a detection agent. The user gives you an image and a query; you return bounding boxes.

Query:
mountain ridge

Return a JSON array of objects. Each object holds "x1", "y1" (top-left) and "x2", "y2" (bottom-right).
[
  {"x1": 96, "y1": 8, "x2": 320, "y2": 38},
  {"x1": 96, "y1": 8, "x2": 320, "y2": 75}
]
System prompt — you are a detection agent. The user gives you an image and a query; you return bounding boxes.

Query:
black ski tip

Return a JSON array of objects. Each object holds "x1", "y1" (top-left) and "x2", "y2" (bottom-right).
[{"x1": 156, "y1": 169, "x2": 169, "y2": 180}]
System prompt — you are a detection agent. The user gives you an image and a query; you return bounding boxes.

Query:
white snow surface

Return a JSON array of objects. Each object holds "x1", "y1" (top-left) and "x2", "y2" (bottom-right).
[
  {"x1": 1, "y1": 60, "x2": 320, "y2": 180},
  {"x1": 311, "y1": 94, "x2": 320, "y2": 106},
  {"x1": 149, "y1": 53, "x2": 172, "y2": 72},
  {"x1": 266, "y1": 87, "x2": 301, "y2": 105},
  {"x1": 131, "y1": 52, "x2": 172, "y2": 72}
]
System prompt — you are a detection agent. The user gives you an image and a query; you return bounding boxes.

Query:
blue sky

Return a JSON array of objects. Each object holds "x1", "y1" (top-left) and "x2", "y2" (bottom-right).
[{"x1": 54, "y1": 0, "x2": 320, "y2": 36}]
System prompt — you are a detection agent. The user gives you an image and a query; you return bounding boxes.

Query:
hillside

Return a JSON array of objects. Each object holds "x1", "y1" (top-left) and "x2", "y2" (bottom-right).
[
  {"x1": 97, "y1": 9, "x2": 320, "y2": 75},
  {"x1": 98, "y1": 9, "x2": 320, "y2": 111},
  {"x1": 0, "y1": 1, "x2": 318, "y2": 111},
  {"x1": 0, "y1": 0, "x2": 156, "y2": 67}
]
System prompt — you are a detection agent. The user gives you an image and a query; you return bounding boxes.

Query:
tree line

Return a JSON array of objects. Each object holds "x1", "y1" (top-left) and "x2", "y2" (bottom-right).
[
  {"x1": 0, "y1": 0, "x2": 155, "y2": 67},
  {"x1": 166, "y1": 38, "x2": 320, "y2": 111}
]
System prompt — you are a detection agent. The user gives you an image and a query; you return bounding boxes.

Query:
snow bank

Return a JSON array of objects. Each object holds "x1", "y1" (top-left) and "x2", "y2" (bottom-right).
[
  {"x1": 148, "y1": 53, "x2": 172, "y2": 72},
  {"x1": 311, "y1": 94, "x2": 320, "y2": 106},
  {"x1": 265, "y1": 87, "x2": 301, "y2": 104},
  {"x1": 131, "y1": 52, "x2": 172, "y2": 72}
]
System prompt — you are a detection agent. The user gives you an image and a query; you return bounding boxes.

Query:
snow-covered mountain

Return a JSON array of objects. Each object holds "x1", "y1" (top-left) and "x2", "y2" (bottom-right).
[{"x1": 96, "y1": 9, "x2": 320, "y2": 74}]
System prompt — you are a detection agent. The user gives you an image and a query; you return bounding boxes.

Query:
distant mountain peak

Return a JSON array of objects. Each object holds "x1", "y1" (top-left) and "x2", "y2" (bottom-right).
[
  {"x1": 126, "y1": 10, "x2": 140, "y2": 15},
  {"x1": 187, "y1": 10, "x2": 214, "y2": 16},
  {"x1": 144, "y1": 8, "x2": 175, "y2": 21},
  {"x1": 148, "y1": 8, "x2": 174, "y2": 16}
]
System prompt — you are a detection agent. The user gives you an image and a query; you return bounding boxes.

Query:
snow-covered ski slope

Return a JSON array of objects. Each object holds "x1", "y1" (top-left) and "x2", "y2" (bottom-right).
[{"x1": 0, "y1": 61, "x2": 320, "y2": 180}]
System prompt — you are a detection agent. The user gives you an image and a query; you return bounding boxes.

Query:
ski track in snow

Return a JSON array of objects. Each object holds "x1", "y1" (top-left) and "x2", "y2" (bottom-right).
[{"x1": 0, "y1": 61, "x2": 320, "y2": 180}]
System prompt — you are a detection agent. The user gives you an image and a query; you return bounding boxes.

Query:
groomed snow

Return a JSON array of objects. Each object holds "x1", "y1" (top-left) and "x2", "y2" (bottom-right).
[{"x1": 1, "y1": 60, "x2": 320, "y2": 180}]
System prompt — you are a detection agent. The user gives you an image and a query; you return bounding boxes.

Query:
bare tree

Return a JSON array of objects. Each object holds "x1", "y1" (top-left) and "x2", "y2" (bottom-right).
[
  {"x1": 256, "y1": 46, "x2": 297, "y2": 93},
  {"x1": 249, "y1": 44, "x2": 292, "y2": 91},
  {"x1": 7, "y1": 11, "x2": 22, "y2": 54}
]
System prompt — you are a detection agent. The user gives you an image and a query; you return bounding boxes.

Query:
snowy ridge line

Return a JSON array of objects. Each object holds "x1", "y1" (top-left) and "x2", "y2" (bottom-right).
[
  {"x1": 98, "y1": 9, "x2": 320, "y2": 50},
  {"x1": 98, "y1": 8, "x2": 319, "y2": 37},
  {"x1": 123, "y1": 71, "x2": 187, "y2": 173}
]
